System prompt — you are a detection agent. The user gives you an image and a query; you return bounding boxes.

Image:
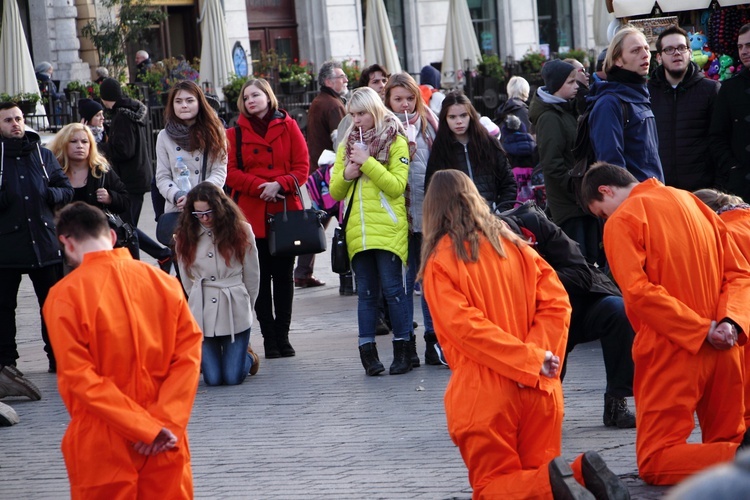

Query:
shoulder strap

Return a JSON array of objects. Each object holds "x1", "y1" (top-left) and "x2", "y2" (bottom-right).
[
  {"x1": 234, "y1": 126, "x2": 243, "y2": 170},
  {"x1": 201, "y1": 152, "x2": 208, "y2": 182},
  {"x1": 340, "y1": 179, "x2": 359, "y2": 229}
]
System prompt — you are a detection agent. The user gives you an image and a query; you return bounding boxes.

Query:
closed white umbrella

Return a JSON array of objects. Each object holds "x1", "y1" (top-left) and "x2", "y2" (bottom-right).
[
  {"x1": 0, "y1": 0, "x2": 44, "y2": 117},
  {"x1": 199, "y1": 0, "x2": 233, "y2": 101},
  {"x1": 593, "y1": 0, "x2": 615, "y2": 46},
  {"x1": 442, "y1": 0, "x2": 481, "y2": 89},
  {"x1": 364, "y1": 0, "x2": 402, "y2": 74}
]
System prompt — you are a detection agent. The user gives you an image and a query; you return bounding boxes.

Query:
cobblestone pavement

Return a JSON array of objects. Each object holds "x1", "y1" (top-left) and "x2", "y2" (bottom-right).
[{"x1": 1, "y1": 205, "x2": 675, "y2": 499}]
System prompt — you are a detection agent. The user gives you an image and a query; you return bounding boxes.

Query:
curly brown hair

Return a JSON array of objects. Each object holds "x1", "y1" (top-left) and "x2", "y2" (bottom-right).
[
  {"x1": 174, "y1": 182, "x2": 250, "y2": 270},
  {"x1": 164, "y1": 80, "x2": 227, "y2": 163}
]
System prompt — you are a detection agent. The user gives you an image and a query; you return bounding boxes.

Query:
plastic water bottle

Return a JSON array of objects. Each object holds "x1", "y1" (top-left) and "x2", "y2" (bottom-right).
[{"x1": 175, "y1": 156, "x2": 191, "y2": 192}]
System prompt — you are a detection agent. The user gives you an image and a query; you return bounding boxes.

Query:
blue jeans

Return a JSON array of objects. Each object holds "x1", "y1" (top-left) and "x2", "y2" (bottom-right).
[
  {"x1": 405, "y1": 233, "x2": 434, "y2": 334},
  {"x1": 352, "y1": 250, "x2": 410, "y2": 344},
  {"x1": 201, "y1": 328, "x2": 253, "y2": 386}
]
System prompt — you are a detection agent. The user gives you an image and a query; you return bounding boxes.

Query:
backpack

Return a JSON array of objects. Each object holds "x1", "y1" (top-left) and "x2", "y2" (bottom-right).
[{"x1": 569, "y1": 100, "x2": 628, "y2": 207}]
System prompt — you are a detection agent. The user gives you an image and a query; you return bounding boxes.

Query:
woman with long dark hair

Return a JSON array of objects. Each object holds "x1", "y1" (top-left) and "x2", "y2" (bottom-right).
[
  {"x1": 329, "y1": 86, "x2": 412, "y2": 376},
  {"x1": 425, "y1": 91, "x2": 516, "y2": 210},
  {"x1": 174, "y1": 182, "x2": 260, "y2": 386},
  {"x1": 225, "y1": 78, "x2": 309, "y2": 359},
  {"x1": 383, "y1": 72, "x2": 444, "y2": 366},
  {"x1": 155, "y1": 80, "x2": 227, "y2": 214}
]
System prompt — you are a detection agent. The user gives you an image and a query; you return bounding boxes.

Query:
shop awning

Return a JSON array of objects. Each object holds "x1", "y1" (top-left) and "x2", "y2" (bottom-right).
[{"x1": 612, "y1": 0, "x2": 746, "y2": 18}]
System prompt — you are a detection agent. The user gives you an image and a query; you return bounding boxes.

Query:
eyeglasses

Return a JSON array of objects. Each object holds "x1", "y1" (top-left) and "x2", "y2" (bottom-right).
[
  {"x1": 334, "y1": 74, "x2": 348, "y2": 80},
  {"x1": 192, "y1": 210, "x2": 213, "y2": 220},
  {"x1": 661, "y1": 45, "x2": 689, "y2": 55},
  {"x1": 577, "y1": 68, "x2": 588, "y2": 74}
]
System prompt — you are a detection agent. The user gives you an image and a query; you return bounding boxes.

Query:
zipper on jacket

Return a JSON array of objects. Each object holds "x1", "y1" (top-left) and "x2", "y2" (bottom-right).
[
  {"x1": 379, "y1": 191, "x2": 398, "y2": 223},
  {"x1": 462, "y1": 143, "x2": 474, "y2": 181},
  {"x1": 358, "y1": 178, "x2": 366, "y2": 250}
]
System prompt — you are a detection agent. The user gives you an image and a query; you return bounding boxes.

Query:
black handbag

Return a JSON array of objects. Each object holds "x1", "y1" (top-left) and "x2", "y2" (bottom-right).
[
  {"x1": 267, "y1": 177, "x2": 327, "y2": 257},
  {"x1": 331, "y1": 178, "x2": 358, "y2": 274},
  {"x1": 99, "y1": 174, "x2": 137, "y2": 251}
]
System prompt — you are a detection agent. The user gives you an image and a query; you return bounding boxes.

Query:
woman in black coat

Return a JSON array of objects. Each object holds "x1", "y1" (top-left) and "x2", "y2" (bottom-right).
[
  {"x1": 425, "y1": 91, "x2": 517, "y2": 210},
  {"x1": 49, "y1": 123, "x2": 135, "y2": 257}
]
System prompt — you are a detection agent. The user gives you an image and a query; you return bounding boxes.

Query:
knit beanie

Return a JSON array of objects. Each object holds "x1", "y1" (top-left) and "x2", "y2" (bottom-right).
[
  {"x1": 541, "y1": 60, "x2": 576, "y2": 95},
  {"x1": 504, "y1": 114, "x2": 525, "y2": 133},
  {"x1": 34, "y1": 61, "x2": 52, "y2": 74},
  {"x1": 479, "y1": 116, "x2": 500, "y2": 137},
  {"x1": 78, "y1": 98, "x2": 104, "y2": 122},
  {"x1": 420, "y1": 65, "x2": 441, "y2": 89},
  {"x1": 99, "y1": 78, "x2": 123, "y2": 101}
]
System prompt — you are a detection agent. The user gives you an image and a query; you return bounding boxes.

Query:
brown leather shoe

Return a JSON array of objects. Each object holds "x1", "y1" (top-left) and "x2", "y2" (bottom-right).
[
  {"x1": 248, "y1": 346, "x2": 260, "y2": 376},
  {"x1": 294, "y1": 276, "x2": 325, "y2": 288}
]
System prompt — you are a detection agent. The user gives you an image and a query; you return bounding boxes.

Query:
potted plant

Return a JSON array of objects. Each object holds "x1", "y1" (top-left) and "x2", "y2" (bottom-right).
[
  {"x1": 477, "y1": 53, "x2": 506, "y2": 89},
  {"x1": 0, "y1": 92, "x2": 41, "y2": 114},
  {"x1": 278, "y1": 58, "x2": 313, "y2": 94},
  {"x1": 65, "y1": 81, "x2": 87, "y2": 101},
  {"x1": 558, "y1": 49, "x2": 589, "y2": 66},
  {"x1": 519, "y1": 50, "x2": 546, "y2": 86},
  {"x1": 342, "y1": 59, "x2": 362, "y2": 89},
  {"x1": 222, "y1": 73, "x2": 249, "y2": 111}
]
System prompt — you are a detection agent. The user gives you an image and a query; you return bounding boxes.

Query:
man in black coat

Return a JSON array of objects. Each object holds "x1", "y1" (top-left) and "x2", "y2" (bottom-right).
[
  {"x1": 0, "y1": 102, "x2": 73, "y2": 374},
  {"x1": 98, "y1": 78, "x2": 170, "y2": 267},
  {"x1": 710, "y1": 23, "x2": 750, "y2": 201},
  {"x1": 500, "y1": 202, "x2": 636, "y2": 429},
  {"x1": 649, "y1": 26, "x2": 720, "y2": 191}
]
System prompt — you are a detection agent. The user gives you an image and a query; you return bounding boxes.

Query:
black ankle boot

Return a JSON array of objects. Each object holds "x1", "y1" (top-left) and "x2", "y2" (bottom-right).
[
  {"x1": 389, "y1": 340, "x2": 412, "y2": 375},
  {"x1": 603, "y1": 394, "x2": 636, "y2": 428},
  {"x1": 263, "y1": 335, "x2": 281, "y2": 359},
  {"x1": 359, "y1": 342, "x2": 385, "y2": 376},
  {"x1": 277, "y1": 332, "x2": 296, "y2": 357},
  {"x1": 424, "y1": 332, "x2": 440, "y2": 365},
  {"x1": 408, "y1": 333, "x2": 420, "y2": 367}
]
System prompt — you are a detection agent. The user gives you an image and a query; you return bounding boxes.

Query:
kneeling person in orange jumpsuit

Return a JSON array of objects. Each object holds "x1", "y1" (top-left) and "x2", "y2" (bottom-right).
[
  {"x1": 582, "y1": 163, "x2": 750, "y2": 486},
  {"x1": 420, "y1": 170, "x2": 629, "y2": 499},
  {"x1": 43, "y1": 202, "x2": 203, "y2": 499},
  {"x1": 694, "y1": 189, "x2": 750, "y2": 432}
]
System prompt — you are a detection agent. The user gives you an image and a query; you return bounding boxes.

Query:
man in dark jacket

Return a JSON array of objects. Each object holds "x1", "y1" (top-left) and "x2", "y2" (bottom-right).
[
  {"x1": 98, "y1": 78, "x2": 170, "y2": 266},
  {"x1": 709, "y1": 23, "x2": 750, "y2": 201},
  {"x1": 588, "y1": 26, "x2": 663, "y2": 182},
  {"x1": 295, "y1": 61, "x2": 349, "y2": 289},
  {"x1": 500, "y1": 202, "x2": 636, "y2": 429},
  {"x1": 0, "y1": 102, "x2": 73, "y2": 374},
  {"x1": 649, "y1": 26, "x2": 720, "y2": 191}
]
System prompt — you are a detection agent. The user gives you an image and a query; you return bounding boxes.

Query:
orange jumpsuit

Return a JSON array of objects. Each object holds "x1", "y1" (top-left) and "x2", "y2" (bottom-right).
[
  {"x1": 715, "y1": 207, "x2": 750, "y2": 429},
  {"x1": 602, "y1": 179, "x2": 750, "y2": 485},
  {"x1": 423, "y1": 234, "x2": 571, "y2": 499},
  {"x1": 43, "y1": 248, "x2": 203, "y2": 499}
]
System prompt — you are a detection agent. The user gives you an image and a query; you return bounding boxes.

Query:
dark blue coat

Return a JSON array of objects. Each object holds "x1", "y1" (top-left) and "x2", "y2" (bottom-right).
[
  {"x1": 587, "y1": 80, "x2": 664, "y2": 182},
  {"x1": 0, "y1": 131, "x2": 73, "y2": 268}
]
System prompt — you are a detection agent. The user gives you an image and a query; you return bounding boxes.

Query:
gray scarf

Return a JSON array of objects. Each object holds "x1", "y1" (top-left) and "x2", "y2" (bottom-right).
[{"x1": 164, "y1": 121, "x2": 192, "y2": 151}]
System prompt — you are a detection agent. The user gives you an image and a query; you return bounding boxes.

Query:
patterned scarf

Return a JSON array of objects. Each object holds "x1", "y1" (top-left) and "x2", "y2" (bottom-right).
[
  {"x1": 345, "y1": 112, "x2": 403, "y2": 164},
  {"x1": 164, "y1": 120, "x2": 192, "y2": 151}
]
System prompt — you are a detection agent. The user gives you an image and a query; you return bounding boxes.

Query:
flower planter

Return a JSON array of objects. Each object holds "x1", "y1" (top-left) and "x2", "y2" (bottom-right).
[
  {"x1": 280, "y1": 81, "x2": 307, "y2": 94},
  {"x1": 17, "y1": 100, "x2": 37, "y2": 115}
]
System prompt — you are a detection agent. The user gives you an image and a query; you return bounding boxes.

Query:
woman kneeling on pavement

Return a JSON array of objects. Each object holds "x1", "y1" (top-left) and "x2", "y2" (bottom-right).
[
  {"x1": 419, "y1": 170, "x2": 629, "y2": 499},
  {"x1": 174, "y1": 182, "x2": 261, "y2": 386},
  {"x1": 329, "y1": 86, "x2": 412, "y2": 376}
]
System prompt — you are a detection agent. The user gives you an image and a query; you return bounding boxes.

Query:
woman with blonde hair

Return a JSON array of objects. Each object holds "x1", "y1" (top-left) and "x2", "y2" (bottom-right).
[
  {"x1": 384, "y1": 72, "x2": 443, "y2": 366},
  {"x1": 174, "y1": 182, "x2": 260, "y2": 386},
  {"x1": 155, "y1": 80, "x2": 227, "y2": 214},
  {"x1": 49, "y1": 123, "x2": 133, "y2": 256},
  {"x1": 329, "y1": 86, "x2": 412, "y2": 376},
  {"x1": 225, "y1": 78, "x2": 309, "y2": 359},
  {"x1": 419, "y1": 169, "x2": 626, "y2": 498}
]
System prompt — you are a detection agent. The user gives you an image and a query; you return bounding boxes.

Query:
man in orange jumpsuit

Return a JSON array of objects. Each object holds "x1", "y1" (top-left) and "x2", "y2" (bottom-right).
[
  {"x1": 582, "y1": 162, "x2": 750, "y2": 485},
  {"x1": 422, "y1": 170, "x2": 629, "y2": 499},
  {"x1": 43, "y1": 202, "x2": 202, "y2": 499}
]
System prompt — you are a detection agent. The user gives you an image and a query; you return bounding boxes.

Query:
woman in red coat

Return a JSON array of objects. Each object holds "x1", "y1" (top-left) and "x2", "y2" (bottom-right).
[{"x1": 226, "y1": 78, "x2": 309, "y2": 359}]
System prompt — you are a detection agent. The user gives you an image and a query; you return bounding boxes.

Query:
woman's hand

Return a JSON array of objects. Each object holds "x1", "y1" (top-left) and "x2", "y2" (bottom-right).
[
  {"x1": 175, "y1": 195, "x2": 187, "y2": 210},
  {"x1": 350, "y1": 144, "x2": 370, "y2": 165},
  {"x1": 259, "y1": 181, "x2": 284, "y2": 202},
  {"x1": 95, "y1": 188, "x2": 112, "y2": 205},
  {"x1": 344, "y1": 160, "x2": 362, "y2": 180}
]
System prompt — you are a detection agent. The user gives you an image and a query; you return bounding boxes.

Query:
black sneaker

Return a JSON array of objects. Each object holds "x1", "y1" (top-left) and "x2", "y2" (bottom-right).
[
  {"x1": 603, "y1": 395, "x2": 636, "y2": 429},
  {"x1": 549, "y1": 456, "x2": 595, "y2": 499},
  {"x1": 0, "y1": 365, "x2": 42, "y2": 400},
  {"x1": 581, "y1": 451, "x2": 631, "y2": 499},
  {"x1": 0, "y1": 402, "x2": 19, "y2": 426}
]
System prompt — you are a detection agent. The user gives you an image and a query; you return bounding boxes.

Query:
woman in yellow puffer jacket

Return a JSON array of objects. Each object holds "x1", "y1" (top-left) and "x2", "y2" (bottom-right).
[{"x1": 329, "y1": 87, "x2": 411, "y2": 377}]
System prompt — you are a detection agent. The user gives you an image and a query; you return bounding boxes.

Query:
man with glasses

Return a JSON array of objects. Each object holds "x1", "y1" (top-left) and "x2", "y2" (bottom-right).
[
  {"x1": 296, "y1": 60, "x2": 349, "y2": 289},
  {"x1": 649, "y1": 25, "x2": 719, "y2": 192},
  {"x1": 710, "y1": 23, "x2": 750, "y2": 202},
  {"x1": 587, "y1": 25, "x2": 663, "y2": 182}
]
